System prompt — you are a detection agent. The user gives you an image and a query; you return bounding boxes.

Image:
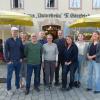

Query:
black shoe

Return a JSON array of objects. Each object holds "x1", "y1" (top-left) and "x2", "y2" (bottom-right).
[
  {"x1": 86, "y1": 88, "x2": 92, "y2": 91},
  {"x1": 49, "y1": 83, "x2": 52, "y2": 87},
  {"x1": 60, "y1": 87, "x2": 67, "y2": 91},
  {"x1": 54, "y1": 82, "x2": 60, "y2": 86},
  {"x1": 34, "y1": 87, "x2": 40, "y2": 92},
  {"x1": 74, "y1": 81, "x2": 81, "y2": 88},
  {"x1": 67, "y1": 86, "x2": 72, "y2": 91},
  {"x1": 94, "y1": 91, "x2": 100, "y2": 94},
  {"x1": 43, "y1": 79, "x2": 46, "y2": 85},
  {"x1": 25, "y1": 90, "x2": 29, "y2": 95},
  {"x1": 77, "y1": 81, "x2": 81, "y2": 87},
  {"x1": 74, "y1": 81, "x2": 77, "y2": 87}
]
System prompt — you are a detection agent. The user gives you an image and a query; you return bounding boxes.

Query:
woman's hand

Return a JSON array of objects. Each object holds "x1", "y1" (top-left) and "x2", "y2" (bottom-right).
[
  {"x1": 65, "y1": 61, "x2": 71, "y2": 65},
  {"x1": 55, "y1": 62, "x2": 58, "y2": 67},
  {"x1": 87, "y1": 55, "x2": 93, "y2": 60}
]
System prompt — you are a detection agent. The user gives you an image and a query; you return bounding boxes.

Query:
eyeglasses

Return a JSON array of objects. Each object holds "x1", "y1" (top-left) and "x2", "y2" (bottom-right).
[
  {"x1": 31, "y1": 36, "x2": 36, "y2": 37},
  {"x1": 47, "y1": 38, "x2": 52, "y2": 39}
]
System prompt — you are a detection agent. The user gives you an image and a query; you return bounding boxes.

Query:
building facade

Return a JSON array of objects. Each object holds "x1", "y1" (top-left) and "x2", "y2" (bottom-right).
[{"x1": 0, "y1": 0, "x2": 100, "y2": 39}]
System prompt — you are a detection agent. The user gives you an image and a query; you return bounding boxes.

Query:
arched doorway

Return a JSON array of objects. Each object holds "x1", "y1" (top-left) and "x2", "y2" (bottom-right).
[{"x1": 42, "y1": 25, "x2": 61, "y2": 40}]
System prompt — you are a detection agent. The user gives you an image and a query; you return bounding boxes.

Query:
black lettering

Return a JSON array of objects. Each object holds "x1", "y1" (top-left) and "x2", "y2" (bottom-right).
[{"x1": 64, "y1": 13, "x2": 69, "y2": 18}]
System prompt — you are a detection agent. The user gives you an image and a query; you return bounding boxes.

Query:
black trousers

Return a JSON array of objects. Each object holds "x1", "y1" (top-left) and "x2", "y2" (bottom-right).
[
  {"x1": 62, "y1": 62, "x2": 78, "y2": 88},
  {"x1": 55, "y1": 59, "x2": 64, "y2": 83}
]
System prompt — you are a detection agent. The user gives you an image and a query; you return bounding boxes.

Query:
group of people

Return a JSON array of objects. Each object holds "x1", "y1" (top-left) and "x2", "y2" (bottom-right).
[{"x1": 4, "y1": 27, "x2": 100, "y2": 96}]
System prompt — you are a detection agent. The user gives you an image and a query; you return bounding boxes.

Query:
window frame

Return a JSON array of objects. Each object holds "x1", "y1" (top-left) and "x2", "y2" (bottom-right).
[
  {"x1": 45, "y1": 0, "x2": 58, "y2": 9},
  {"x1": 10, "y1": 0, "x2": 24, "y2": 9},
  {"x1": 69, "y1": 0, "x2": 82, "y2": 9},
  {"x1": 92, "y1": 0, "x2": 100, "y2": 9}
]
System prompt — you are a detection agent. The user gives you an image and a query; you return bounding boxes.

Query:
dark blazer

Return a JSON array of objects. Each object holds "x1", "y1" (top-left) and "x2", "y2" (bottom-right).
[
  {"x1": 63, "y1": 43, "x2": 78, "y2": 63},
  {"x1": 54, "y1": 38, "x2": 66, "y2": 60},
  {"x1": 4, "y1": 37, "x2": 24, "y2": 62}
]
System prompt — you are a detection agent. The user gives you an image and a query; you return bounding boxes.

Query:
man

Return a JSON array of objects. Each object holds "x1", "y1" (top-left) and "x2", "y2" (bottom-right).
[
  {"x1": 38, "y1": 31, "x2": 47, "y2": 45},
  {"x1": 54, "y1": 30, "x2": 66, "y2": 86},
  {"x1": 25, "y1": 33, "x2": 42, "y2": 95},
  {"x1": 38, "y1": 31, "x2": 47, "y2": 85},
  {"x1": 4, "y1": 27, "x2": 24, "y2": 95}
]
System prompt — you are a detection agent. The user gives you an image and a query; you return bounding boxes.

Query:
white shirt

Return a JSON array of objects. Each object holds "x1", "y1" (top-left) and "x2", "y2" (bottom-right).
[{"x1": 76, "y1": 41, "x2": 86, "y2": 55}]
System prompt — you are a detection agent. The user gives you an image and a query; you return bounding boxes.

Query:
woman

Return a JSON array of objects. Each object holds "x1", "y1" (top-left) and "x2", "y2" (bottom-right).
[
  {"x1": 74, "y1": 34, "x2": 87, "y2": 87},
  {"x1": 42, "y1": 34, "x2": 58, "y2": 88},
  {"x1": 61, "y1": 35, "x2": 78, "y2": 91},
  {"x1": 86, "y1": 31, "x2": 100, "y2": 93}
]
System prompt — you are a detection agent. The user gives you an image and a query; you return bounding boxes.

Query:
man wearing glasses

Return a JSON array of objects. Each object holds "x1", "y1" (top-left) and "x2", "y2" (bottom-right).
[{"x1": 24, "y1": 33, "x2": 42, "y2": 95}]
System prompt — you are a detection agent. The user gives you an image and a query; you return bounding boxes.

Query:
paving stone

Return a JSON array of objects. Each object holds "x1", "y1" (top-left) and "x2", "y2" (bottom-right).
[{"x1": 0, "y1": 64, "x2": 100, "y2": 100}]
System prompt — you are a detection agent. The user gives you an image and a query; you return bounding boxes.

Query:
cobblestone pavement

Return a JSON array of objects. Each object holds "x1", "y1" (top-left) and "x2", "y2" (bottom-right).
[{"x1": 0, "y1": 64, "x2": 100, "y2": 100}]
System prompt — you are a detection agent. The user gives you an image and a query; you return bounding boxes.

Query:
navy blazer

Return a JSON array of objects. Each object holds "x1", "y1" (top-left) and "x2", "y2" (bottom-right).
[{"x1": 4, "y1": 37, "x2": 24, "y2": 62}]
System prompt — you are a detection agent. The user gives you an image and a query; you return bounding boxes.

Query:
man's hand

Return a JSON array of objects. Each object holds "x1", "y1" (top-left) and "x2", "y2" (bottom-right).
[
  {"x1": 55, "y1": 62, "x2": 58, "y2": 67},
  {"x1": 42, "y1": 62, "x2": 44, "y2": 68},
  {"x1": 20, "y1": 59, "x2": 23, "y2": 62}
]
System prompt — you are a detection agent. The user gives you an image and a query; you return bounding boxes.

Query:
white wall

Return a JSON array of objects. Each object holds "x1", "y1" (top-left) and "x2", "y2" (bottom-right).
[
  {"x1": 0, "y1": 0, "x2": 99, "y2": 18},
  {"x1": 0, "y1": 0, "x2": 99, "y2": 38}
]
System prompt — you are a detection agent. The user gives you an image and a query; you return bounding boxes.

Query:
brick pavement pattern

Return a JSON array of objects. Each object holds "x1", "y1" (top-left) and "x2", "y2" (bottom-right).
[{"x1": 0, "y1": 64, "x2": 100, "y2": 100}]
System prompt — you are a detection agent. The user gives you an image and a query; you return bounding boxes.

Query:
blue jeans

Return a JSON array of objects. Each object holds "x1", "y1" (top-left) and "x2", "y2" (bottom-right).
[
  {"x1": 7, "y1": 61, "x2": 21, "y2": 90},
  {"x1": 26, "y1": 64, "x2": 40, "y2": 91},
  {"x1": 75, "y1": 55, "x2": 85, "y2": 81},
  {"x1": 87, "y1": 60, "x2": 100, "y2": 91}
]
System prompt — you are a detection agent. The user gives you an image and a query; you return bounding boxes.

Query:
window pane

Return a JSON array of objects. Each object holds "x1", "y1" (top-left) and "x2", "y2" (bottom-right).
[
  {"x1": 47, "y1": 0, "x2": 50, "y2": 7},
  {"x1": 93, "y1": 0, "x2": 100, "y2": 8},
  {"x1": 50, "y1": 0, "x2": 55, "y2": 7},
  {"x1": 18, "y1": 0, "x2": 24, "y2": 8},
  {"x1": 11, "y1": 0, "x2": 24, "y2": 8},
  {"x1": 45, "y1": 0, "x2": 57, "y2": 8},
  {"x1": 15, "y1": 0, "x2": 18, "y2": 8},
  {"x1": 69, "y1": 0, "x2": 81, "y2": 8}
]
